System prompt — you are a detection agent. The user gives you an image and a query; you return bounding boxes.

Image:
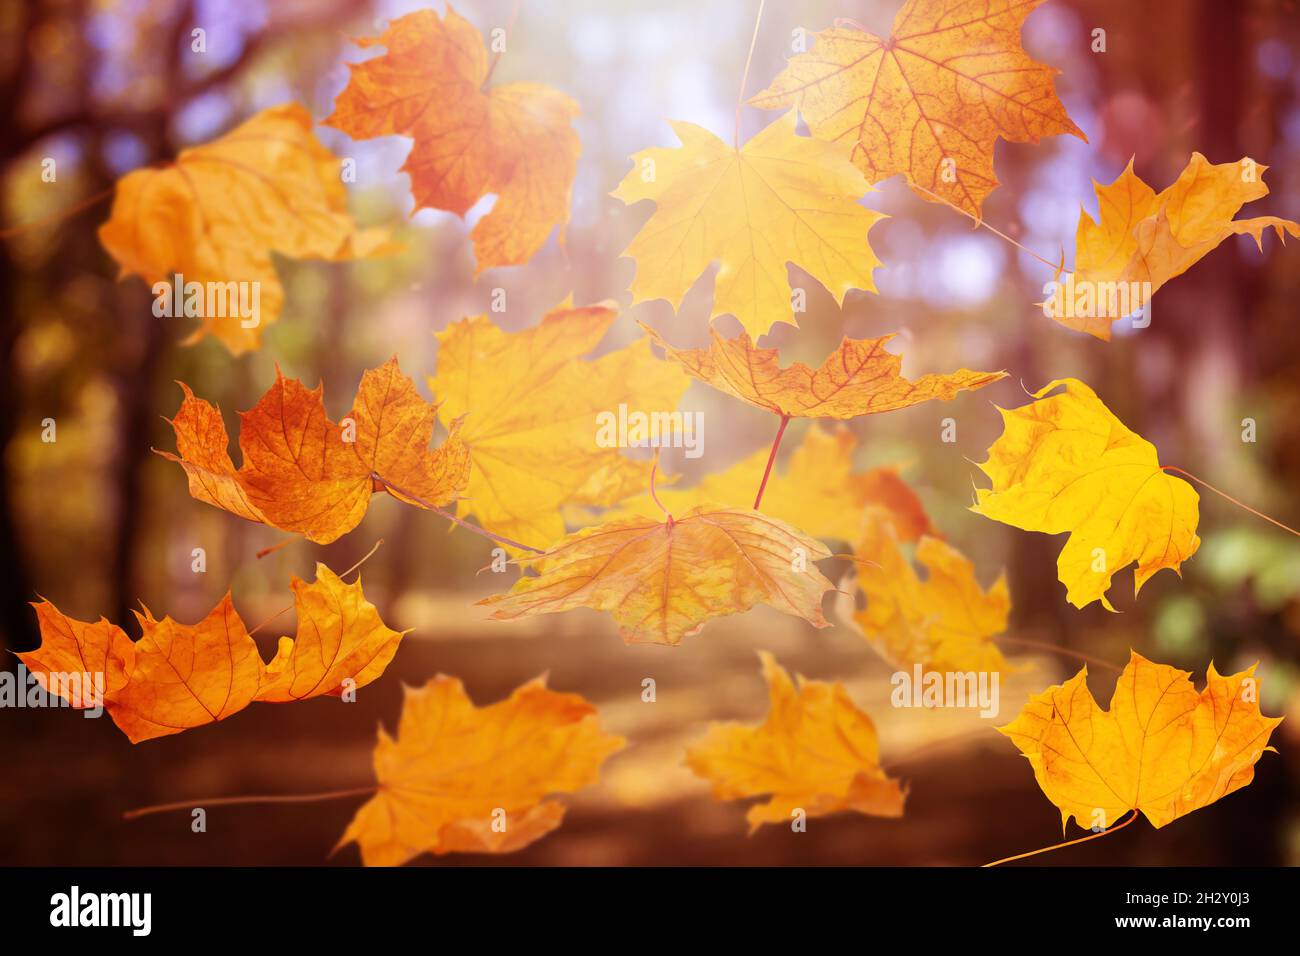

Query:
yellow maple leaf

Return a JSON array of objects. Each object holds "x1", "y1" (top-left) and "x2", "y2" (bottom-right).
[
  {"x1": 971, "y1": 378, "x2": 1200, "y2": 610},
  {"x1": 258, "y1": 566, "x2": 407, "y2": 703},
  {"x1": 686, "y1": 652, "x2": 905, "y2": 832},
  {"x1": 1051, "y1": 153, "x2": 1300, "y2": 338},
  {"x1": 430, "y1": 303, "x2": 688, "y2": 552},
  {"x1": 325, "y1": 7, "x2": 579, "y2": 272},
  {"x1": 159, "y1": 358, "x2": 470, "y2": 545},
  {"x1": 844, "y1": 508, "x2": 1010, "y2": 673},
  {"x1": 588, "y1": 424, "x2": 932, "y2": 544},
  {"x1": 751, "y1": 0, "x2": 1085, "y2": 219},
  {"x1": 338, "y1": 674, "x2": 624, "y2": 865},
  {"x1": 643, "y1": 322, "x2": 1005, "y2": 418},
  {"x1": 612, "y1": 112, "x2": 885, "y2": 338},
  {"x1": 479, "y1": 507, "x2": 834, "y2": 645},
  {"x1": 98, "y1": 103, "x2": 396, "y2": 354},
  {"x1": 1000, "y1": 652, "x2": 1281, "y2": 831}
]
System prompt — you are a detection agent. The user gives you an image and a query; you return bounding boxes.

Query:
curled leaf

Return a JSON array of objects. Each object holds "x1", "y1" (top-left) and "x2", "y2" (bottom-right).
[
  {"x1": 159, "y1": 358, "x2": 469, "y2": 545},
  {"x1": 1052, "y1": 153, "x2": 1299, "y2": 338},
  {"x1": 338, "y1": 674, "x2": 623, "y2": 865},
  {"x1": 325, "y1": 7, "x2": 579, "y2": 272},
  {"x1": 686, "y1": 652, "x2": 905, "y2": 831},
  {"x1": 98, "y1": 103, "x2": 396, "y2": 354}
]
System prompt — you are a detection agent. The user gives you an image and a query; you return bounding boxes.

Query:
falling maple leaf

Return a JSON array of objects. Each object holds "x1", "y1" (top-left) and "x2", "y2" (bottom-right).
[
  {"x1": 686, "y1": 651, "x2": 905, "y2": 832},
  {"x1": 338, "y1": 674, "x2": 623, "y2": 865},
  {"x1": 1051, "y1": 153, "x2": 1300, "y2": 338},
  {"x1": 325, "y1": 7, "x2": 579, "y2": 273},
  {"x1": 751, "y1": 0, "x2": 1085, "y2": 219},
  {"x1": 586, "y1": 424, "x2": 933, "y2": 544},
  {"x1": 1000, "y1": 651, "x2": 1281, "y2": 831},
  {"x1": 479, "y1": 506, "x2": 834, "y2": 645},
  {"x1": 159, "y1": 358, "x2": 469, "y2": 545},
  {"x1": 841, "y1": 507, "x2": 1011, "y2": 673},
  {"x1": 612, "y1": 112, "x2": 885, "y2": 338},
  {"x1": 22, "y1": 565, "x2": 405, "y2": 743},
  {"x1": 98, "y1": 103, "x2": 397, "y2": 355},
  {"x1": 970, "y1": 377, "x2": 1200, "y2": 610},
  {"x1": 643, "y1": 322, "x2": 1005, "y2": 419},
  {"x1": 430, "y1": 302, "x2": 688, "y2": 552}
]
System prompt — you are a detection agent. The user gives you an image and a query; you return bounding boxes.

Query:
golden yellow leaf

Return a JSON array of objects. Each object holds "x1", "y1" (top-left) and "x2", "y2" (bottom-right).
[
  {"x1": 971, "y1": 377, "x2": 1200, "y2": 610},
  {"x1": 587, "y1": 424, "x2": 932, "y2": 544},
  {"x1": 479, "y1": 507, "x2": 834, "y2": 645},
  {"x1": 159, "y1": 358, "x2": 469, "y2": 545},
  {"x1": 258, "y1": 565, "x2": 407, "y2": 703},
  {"x1": 1000, "y1": 652, "x2": 1281, "y2": 830},
  {"x1": 1051, "y1": 154, "x2": 1300, "y2": 338},
  {"x1": 23, "y1": 565, "x2": 407, "y2": 744},
  {"x1": 752, "y1": 0, "x2": 1085, "y2": 219},
  {"x1": 611, "y1": 112, "x2": 884, "y2": 338},
  {"x1": 430, "y1": 303, "x2": 688, "y2": 552},
  {"x1": 325, "y1": 7, "x2": 579, "y2": 272},
  {"x1": 844, "y1": 508, "x2": 1010, "y2": 672},
  {"x1": 643, "y1": 322, "x2": 1005, "y2": 418},
  {"x1": 686, "y1": 652, "x2": 905, "y2": 832},
  {"x1": 98, "y1": 103, "x2": 396, "y2": 354},
  {"x1": 338, "y1": 674, "x2": 624, "y2": 865}
]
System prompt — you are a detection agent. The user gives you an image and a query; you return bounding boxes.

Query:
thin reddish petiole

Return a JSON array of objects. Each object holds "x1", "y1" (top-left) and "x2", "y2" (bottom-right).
[
  {"x1": 649, "y1": 449, "x2": 672, "y2": 523},
  {"x1": 1163, "y1": 465, "x2": 1300, "y2": 538},
  {"x1": 993, "y1": 635, "x2": 1122, "y2": 673},
  {"x1": 123, "y1": 786, "x2": 377, "y2": 821},
  {"x1": 753, "y1": 414, "x2": 790, "y2": 510},
  {"x1": 247, "y1": 539, "x2": 384, "y2": 636},
  {"x1": 908, "y1": 180, "x2": 1061, "y2": 272},
  {"x1": 370, "y1": 472, "x2": 545, "y2": 554},
  {"x1": 983, "y1": 809, "x2": 1139, "y2": 866}
]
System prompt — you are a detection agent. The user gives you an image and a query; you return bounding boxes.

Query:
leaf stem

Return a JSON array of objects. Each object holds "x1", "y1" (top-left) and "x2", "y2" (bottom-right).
[
  {"x1": 734, "y1": 0, "x2": 767, "y2": 148},
  {"x1": 649, "y1": 449, "x2": 672, "y2": 523},
  {"x1": 983, "y1": 808, "x2": 1139, "y2": 866},
  {"x1": 247, "y1": 539, "x2": 384, "y2": 636},
  {"x1": 753, "y1": 414, "x2": 790, "y2": 510},
  {"x1": 369, "y1": 472, "x2": 545, "y2": 554},
  {"x1": 123, "y1": 786, "x2": 377, "y2": 821},
  {"x1": 1163, "y1": 465, "x2": 1300, "y2": 538},
  {"x1": 907, "y1": 179, "x2": 1061, "y2": 272},
  {"x1": 0, "y1": 186, "x2": 114, "y2": 239},
  {"x1": 993, "y1": 635, "x2": 1122, "y2": 673},
  {"x1": 481, "y1": 0, "x2": 523, "y2": 90}
]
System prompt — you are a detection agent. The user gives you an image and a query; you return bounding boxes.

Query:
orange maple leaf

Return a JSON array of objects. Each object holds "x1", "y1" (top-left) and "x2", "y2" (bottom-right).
[
  {"x1": 338, "y1": 674, "x2": 623, "y2": 865},
  {"x1": 642, "y1": 322, "x2": 1005, "y2": 419},
  {"x1": 751, "y1": 0, "x2": 1085, "y2": 219},
  {"x1": 22, "y1": 565, "x2": 405, "y2": 743},
  {"x1": 158, "y1": 358, "x2": 469, "y2": 545},
  {"x1": 686, "y1": 652, "x2": 905, "y2": 832},
  {"x1": 325, "y1": 7, "x2": 579, "y2": 272},
  {"x1": 98, "y1": 103, "x2": 397, "y2": 354},
  {"x1": 1051, "y1": 153, "x2": 1300, "y2": 338},
  {"x1": 480, "y1": 507, "x2": 835, "y2": 645},
  {"x1": 1001, "y1": 652, "x2": 1281, "y2": 831}
]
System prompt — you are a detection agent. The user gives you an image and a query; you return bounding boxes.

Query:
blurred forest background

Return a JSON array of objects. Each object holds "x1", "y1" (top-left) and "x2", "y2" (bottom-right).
[{"x1": 3, "y1": 0, "x2": 1300, "y2": 866}]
